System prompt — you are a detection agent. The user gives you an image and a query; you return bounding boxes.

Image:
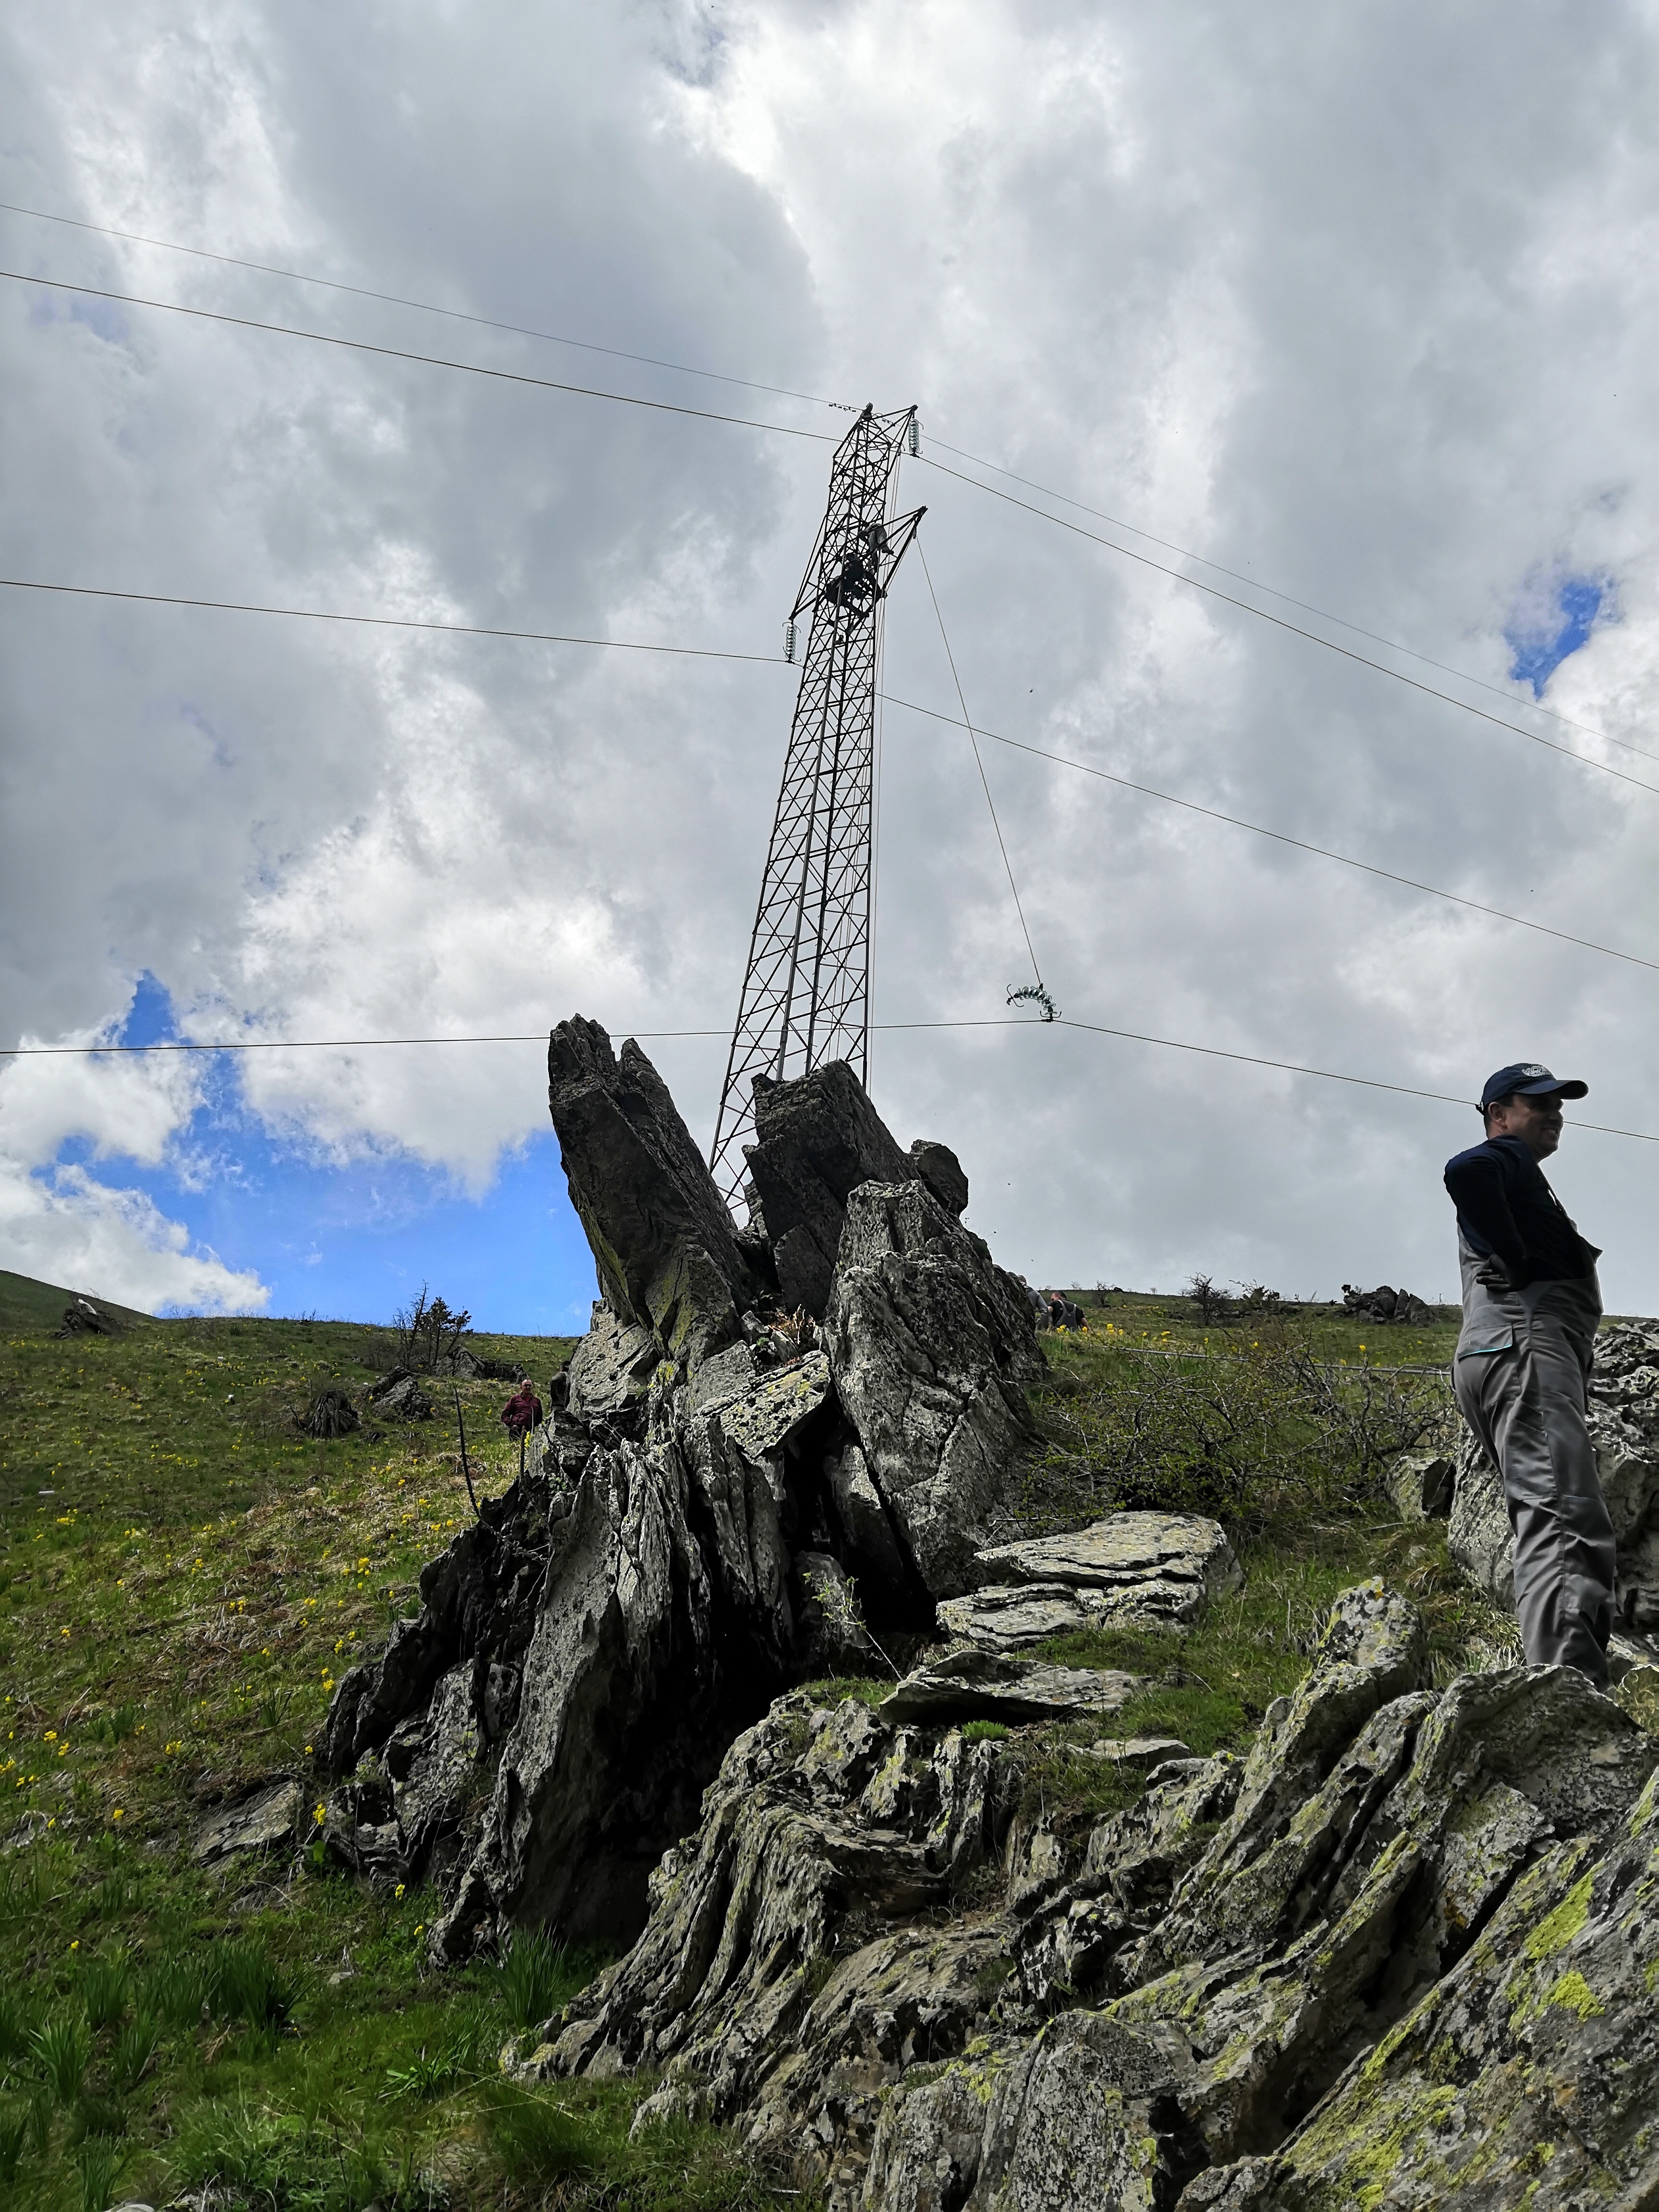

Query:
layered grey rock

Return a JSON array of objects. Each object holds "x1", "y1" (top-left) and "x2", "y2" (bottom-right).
[
  {"x1": 940, "y1": 1513, "x2": 1242, "y2": 1650},
  {"x1": 908, "y1": 1138, "x2": 968, "y2": 1218},
  {"x1": 548, "y1": 1016, "x2": 759, "y2": 1369},
  {"x1": 743, "y1": 1060, "x2": 921, "y2": 1317},
  {"x1": 824, "y1": 1179, "x2": 1044, "y2": 1599},
  {"x1": 881, "y1": 1648, "x2": 1145, "y2": 1725},
  {"x1": 519, "y1": 1578, "x2": 1659, "y2": 2210},
  {"x1": 564, "y1": 1302, "x2": 660, "y2": 1422}
]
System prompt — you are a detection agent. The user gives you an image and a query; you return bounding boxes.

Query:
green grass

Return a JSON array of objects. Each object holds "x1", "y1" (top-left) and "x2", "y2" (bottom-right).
[{"x1": 0, "y1": 1307, "x2": 804, "y2": 2209}]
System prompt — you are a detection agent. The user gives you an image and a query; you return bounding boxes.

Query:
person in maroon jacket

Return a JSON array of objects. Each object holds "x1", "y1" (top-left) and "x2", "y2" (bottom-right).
[{"x1": 500, "y1": 1379, "x2": 543, "y2": 1478}]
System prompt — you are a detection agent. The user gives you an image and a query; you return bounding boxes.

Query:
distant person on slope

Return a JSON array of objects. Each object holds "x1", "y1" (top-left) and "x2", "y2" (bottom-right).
[
  {"x1": 500, "y1": 1380, "x2": 542, "y2": 1440},
  {"x1": 1443, "y1": 1063, "x2": 1612, "y2": 1683}
]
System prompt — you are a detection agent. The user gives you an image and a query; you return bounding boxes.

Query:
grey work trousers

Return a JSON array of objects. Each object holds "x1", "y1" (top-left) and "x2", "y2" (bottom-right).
[{"x1": 1453, "y1": 1254, "x2": 1613, "y2": 1683}]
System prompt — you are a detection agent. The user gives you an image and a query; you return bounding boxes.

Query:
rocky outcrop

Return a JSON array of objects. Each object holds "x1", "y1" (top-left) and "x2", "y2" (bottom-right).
[
  {"x1": 548, "y1": 1015, "x2": 760, "y2": 1369},
  {"x1": 940, "y1": 1513, "x2": 1242, "y2": 1652},
  {"x1": 744, "y1": 1060, "x2": 922, "y2": 1317},
  {"x1": 1453, "y1": 1320, "x2": 1659, "y2": 1637},
  {"x1": 317, "y1": 1024, "x2": 1051, "y2": 1960},
  {"x1": 825, "y1": 1179, "x2": 1045, "y2": 1600},
  {"x1": 518, "y1": 1580, "x2": 1659, "y2": 2211}
]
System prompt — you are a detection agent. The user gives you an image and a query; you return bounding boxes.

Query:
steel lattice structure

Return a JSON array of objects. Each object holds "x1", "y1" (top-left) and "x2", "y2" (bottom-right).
[{"x1": 709, "y1": 402, "x2": 924, "y2": 1203}]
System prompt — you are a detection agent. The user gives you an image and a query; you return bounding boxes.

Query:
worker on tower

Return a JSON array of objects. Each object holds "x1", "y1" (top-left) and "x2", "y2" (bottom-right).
[{"x1": 1443, "y1": 1064, "x2": 1612, "y2": 1683}]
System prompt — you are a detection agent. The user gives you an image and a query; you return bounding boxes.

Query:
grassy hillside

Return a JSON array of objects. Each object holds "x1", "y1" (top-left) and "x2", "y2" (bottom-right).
[
  {"x1": 0, "y1": 1269, "x2": 153, "y2": 1336},
  {"x1": 0, "y1": 1286, "x2": 1514, "y2": 2210}
]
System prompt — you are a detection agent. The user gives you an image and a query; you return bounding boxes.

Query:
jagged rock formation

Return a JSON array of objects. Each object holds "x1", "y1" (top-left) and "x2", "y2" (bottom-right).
[
  {"x1": 518, "y1": 1580, "x2": 1659, "y2": 2210},
  {"x1": 549, "y1": 1015, "x2": 762, "y2": 1367},
  {"x1": 824, "y1": 1180, "x2": 1045, "y2": 1600},
  {"x1": 1453, "y1": 1319, "x2": 1659, "y2": 1637},
  {"x1": 316, "y1": 1021, "x2": 1055, "y2": 1955},
  {"x1": 745, "y1": 1060, "x2": 924, "y2": 1317}
]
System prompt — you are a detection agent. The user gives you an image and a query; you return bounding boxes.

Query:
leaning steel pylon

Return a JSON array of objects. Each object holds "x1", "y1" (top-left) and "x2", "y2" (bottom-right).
[{"x1": 709, "y1": 403, "x2": 925, "y2": 1204}]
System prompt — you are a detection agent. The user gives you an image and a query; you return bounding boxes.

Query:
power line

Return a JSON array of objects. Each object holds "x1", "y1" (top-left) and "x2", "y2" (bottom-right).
[
  {"x1": 0, "y1": 577, "x2": 786, "y2": 664},
  {"x1": 10, "y1": 201, "x2": 1642, "y2": 783},
  {"x1": 881, "y1": 691, "x2": 1659, "y2": 979},
  {"x1": 0, "y1": 267, "x2": 833, "y2": 446},
  {"x1": 925, "y1": 433, "x2": 1654, "y2": 769},
  {"x1": 0, "y1": 197, "x2": 851, "y2": 414},
  {"x1": 916, "y1": 455, "x2": 1659, "y2": 800},
  {"x1": 6, "y1": 1019, "x2": 1655, "y2": 1144},
  {"x1": 917, "y1": 546, "x2": 1045, "y2": 993}
]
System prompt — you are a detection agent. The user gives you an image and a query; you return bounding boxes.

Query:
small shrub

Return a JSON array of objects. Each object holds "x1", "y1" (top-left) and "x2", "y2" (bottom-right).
[
  {"x1": 79, "y1": 1956, "x2": 131, "y2": 2031},
  {"x1": 962, "y1": 1720, "x2": 1009, "y2": 1743},
  {"x1": 32, "y1": 2015, "x2": 91, "y2": 2104}
]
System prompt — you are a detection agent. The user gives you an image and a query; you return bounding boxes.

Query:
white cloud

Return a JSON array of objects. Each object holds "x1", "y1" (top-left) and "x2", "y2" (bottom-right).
[{"x1": 6, "y1": 0, "x2": 1659, "y2": 1312}]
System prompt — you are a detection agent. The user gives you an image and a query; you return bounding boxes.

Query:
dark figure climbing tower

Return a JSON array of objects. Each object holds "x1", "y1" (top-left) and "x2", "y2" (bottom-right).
[{"x1": 709, "y1": 402, "x2": 924, "y2": 1204}]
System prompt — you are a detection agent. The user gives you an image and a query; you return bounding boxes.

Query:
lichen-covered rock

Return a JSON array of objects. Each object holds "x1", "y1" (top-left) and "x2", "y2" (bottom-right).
[
  {"x1": 564, "y1": 1303, "x2": 661, "y2": 1422},
  {"x1": 525, "y1": 1573, "x2": 1659, "y2": 2209},
  {"x1": 881, "y1": 1649, "x2": 1144, "y2": 1726},
  {"x1": 743, "y1": 1060, "x2": 921, "y2": 1318},
  {"x1": 548, "y1": 1016, "x2": 760, "y2": 1370},
  {"x1": 940, "y1": 1514, "x2": 1242, "y2": 1651},
  {"x1": 824, "y1": 1179, "x2": 1044, "y2": 1599}
]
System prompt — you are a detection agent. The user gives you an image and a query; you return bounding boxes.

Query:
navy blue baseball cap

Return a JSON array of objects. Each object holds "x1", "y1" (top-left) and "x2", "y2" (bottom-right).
[{"x1": 1479, "y1": 1062, "x2": 1588, "y2": 1109}]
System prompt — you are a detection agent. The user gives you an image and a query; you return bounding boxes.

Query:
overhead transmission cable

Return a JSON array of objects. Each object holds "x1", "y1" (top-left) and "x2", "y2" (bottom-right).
[
  {"x1": 6, "y1": 1023, "x2": 1656, "y2": 1146},
  {"x1": 4, "y1": 566, "x2": 1653, "y2": 985},
  {"x1": 880, "y1": 691, "x2": 1659, "y2": 979},
  {"x1": 9, "y1": 256, "x2": 1651, "y2": 795},
  {"x1": 0, "y1": 196, "x2": 851, "y2": 413},
  {"x1": 923, "y1": 434, "x2": 1650, "y2": 768},
  {"x1": 917, "y1": 545, "x2": 1048, "y2": 1001},
  {"x1": 0, "y1": 576, "x2": 784, "y2": 665},
  {"x1": 6, "y1": 205, "x2": 1644, "y2": 773},
  {"x1": 915, "y1": 455, "x2": 1659, "y2": 799},
  {"x1": 0, "y1": 268, "x2": 833, "y2": 445}
]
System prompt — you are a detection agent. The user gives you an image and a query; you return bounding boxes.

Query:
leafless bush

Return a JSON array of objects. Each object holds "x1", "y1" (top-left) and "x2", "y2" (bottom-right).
[
  {"x1": 1024, "y1": 1337, "x2": 1452, "y2": 1536},
  {"x1": 392, "y1": 1286, "x2": 473, "y2": 1373},
  {"x1": 1185, "y1": 1274, "x2": 1234, "y2": 1324}
]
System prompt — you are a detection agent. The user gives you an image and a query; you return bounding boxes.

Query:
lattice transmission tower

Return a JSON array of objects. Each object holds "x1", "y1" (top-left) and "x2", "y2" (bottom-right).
[{"x1": 709, "y1": 403, "x2": 925, "y2": 1203}]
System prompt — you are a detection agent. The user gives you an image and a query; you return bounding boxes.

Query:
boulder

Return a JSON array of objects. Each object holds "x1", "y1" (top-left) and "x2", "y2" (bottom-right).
[
  {"x1": 192, "y1": 1779, "x2": 302, "y2": 1863},
  {"x1": 743, "y1": 1059, "x2": 921, "y2": 1317},
  {"x1": 908, "y1": 1137, "x2": 969, "y2": 1217},
  {"x1": 548, "y1": 1016, "x2": 758, "y2": 1370},
  {"x1": 823, "y1": 1178, "x2": 1044, "y2": 1599},
  {"x1": 366, "y1": 1370, "x2": 433, "y2": 1421},
  {"x1": 941, "y1": 1512, "x2": 1242, "y2": 1651}
]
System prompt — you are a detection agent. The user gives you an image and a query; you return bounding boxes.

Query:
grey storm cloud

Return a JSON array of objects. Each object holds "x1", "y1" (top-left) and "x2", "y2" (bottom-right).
[{"x1": 3, "y1": 0, "x2": 1659, "y2": 1313}]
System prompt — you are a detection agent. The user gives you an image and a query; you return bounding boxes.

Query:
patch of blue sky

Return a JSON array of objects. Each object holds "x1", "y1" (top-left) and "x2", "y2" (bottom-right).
[
  {"x1": 65, "y1": 978, "x2": 601, "y2": 1332},
  {"x1": 1505, "y1": 568, "x2": 1612, "y2": 698}
]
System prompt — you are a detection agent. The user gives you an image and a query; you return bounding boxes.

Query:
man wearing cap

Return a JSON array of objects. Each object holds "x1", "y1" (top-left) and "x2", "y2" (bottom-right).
[{"x1": 1443, "y1": 1064, "x2": 1611, "y2": 1683}]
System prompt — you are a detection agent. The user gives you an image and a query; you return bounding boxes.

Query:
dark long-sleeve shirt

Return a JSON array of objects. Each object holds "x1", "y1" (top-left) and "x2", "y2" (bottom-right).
[{"x1": 1443, "y1": 1134, "x2": 1598, "y2": 1287}]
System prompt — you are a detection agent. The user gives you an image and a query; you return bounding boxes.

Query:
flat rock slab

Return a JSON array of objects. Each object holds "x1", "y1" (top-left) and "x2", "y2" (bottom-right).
[
  {"x1": 969, "y1": 1511, "x2": 1241, "y2": 1616},
  {"x1": 881, "y1": 1649, "x2": 1142, "y2": 1725},
  {"x1": 719, "y1": 1351, "x2": 832, "y2": 1461},
  {"x1": 937, "y1": 1582, "x2": 1105, "y2": 1651},
  {"x1": 193, "y1": 1779, "x2": 301, "y2": 1863},
  {"x1": 1079, "y1": 1734, "x2": 1193, "y2": 1768}
]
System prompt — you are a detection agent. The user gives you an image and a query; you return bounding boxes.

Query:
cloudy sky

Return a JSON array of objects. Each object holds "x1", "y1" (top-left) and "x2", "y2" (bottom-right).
[{"x1": 4, "y1": 0, "x2": 1659, "y2": 1329}]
